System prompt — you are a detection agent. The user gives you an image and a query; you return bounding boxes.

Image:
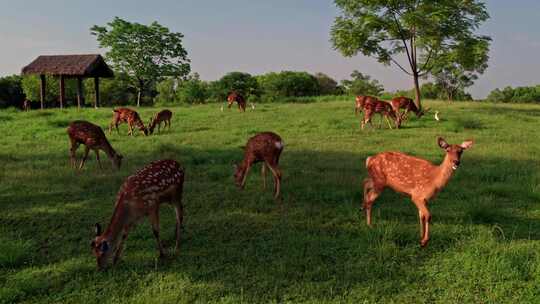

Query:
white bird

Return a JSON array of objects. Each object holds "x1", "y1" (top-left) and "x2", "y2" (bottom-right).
[
  {"x1": 434, "y1": 111, "x2": 440, "y2": 121},
  {"x1": 251, "y1": 103, "x2": 256, "y2": 110},
  {"x1": 220, "y1": 105, "x2": 224, "y2": 112}
]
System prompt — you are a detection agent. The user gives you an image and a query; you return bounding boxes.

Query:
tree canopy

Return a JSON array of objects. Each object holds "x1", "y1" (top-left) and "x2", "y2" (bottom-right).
[
  {"x1": 331, "y1": 0, "x2": 490, "y2": 108},
  {"x1": 340, "y1": 70, "x2": 384, "y2": 96},
  {"x1": 91, "y1": 17, "x2": 190, "y2": 106}
]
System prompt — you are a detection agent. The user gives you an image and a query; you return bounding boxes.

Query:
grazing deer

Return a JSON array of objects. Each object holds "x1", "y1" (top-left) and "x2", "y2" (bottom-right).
[
  {"x1": 355, "y1": 95, "x2": 377, "y2": 116},
  {"x1": 391, "y1": 96, "x2": 427, "y2": 121},
  {"x1": 109, "y1": 108, "x2": 148, "y2": 136},
  {"x1": 91, "y1": 159, "x2": 185, "y2": 270},
  {"x1": 227, "y1": 91, "x2": 247, "y2": 112},
  {"x1": 233, "y1": 132, "x2": 284, "y2": 199},
  {"x1": 67, "y1": 120, "x2": 123, "y2": 170},
  {"x1": 362, "y1": 137, "x2": 474, "y2": 247},
  {"x1": 361, "y1": 100, "x2": 401, "y2": 130},
  {"x1": 148, "y1": 109, "x2": 172, "y2": 134}
]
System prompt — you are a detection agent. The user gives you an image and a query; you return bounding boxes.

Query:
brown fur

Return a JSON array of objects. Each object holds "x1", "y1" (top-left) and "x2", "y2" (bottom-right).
[
  {"x1": 234, "y1": 132, "x2": 284, "y2": 199},
  {"x1": 361, "y1": 100, "x2": 401, "y2": 130},
  {"x1": 354, "y1": 95, "x2": 377, "y2": 116},
  {"x1": 391, "y1": 96, "x2": 425, "y2": 120},
  {"x1": 227, "y1": 92, "x2": 246, "y2": 112},
  {"x1": 67, "y1": 120, "x2": 122, "y2": 170},
  {"x1": 22, "y1": 99, "x2": 31, "y2": 112},
  {"x1": 109, "y1": 107, "x2": 148, "y2": 136},
  {"x1": 148, "y1": 109, "x2": 172, "y2": 134},
  {"x1": 90, "y1": 159, "x2": 185, "y2": 270},
  {"x1": 362, "y1": 137, "x2": 474, "y2": 247}
]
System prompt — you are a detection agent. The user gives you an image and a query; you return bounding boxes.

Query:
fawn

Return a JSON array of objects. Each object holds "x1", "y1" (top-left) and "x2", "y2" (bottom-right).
[
  {"x1": 109, "y1": 108, "x2": 148, "y2": 136},
  {"x1": 362, "y1": 137, "x2": 474, "y2": 247},
  {"x1": 233, "y1": 132, "x2": 284, "y2": 199},
  {"x1": 91, "y1": 159, "x2": 185, "y2": 270},
  {"x1": 148, "y1": 109, "x2": 172, "y2": 134},
  {"x1": 355, "y1": 95, "x2": 377, "y2": 116},
  {"x1": 67, "y1": 120, "x2": 122, "y2": 170},
  {"x1": 227, "y1": 91, "x2": 247, "y2": 112},
  {"x1": 361, "y1": 100, "x2": 401, "y2": 130},
  {"x1": 391, "y1": 96, "x2": 427, "y2": 121}
]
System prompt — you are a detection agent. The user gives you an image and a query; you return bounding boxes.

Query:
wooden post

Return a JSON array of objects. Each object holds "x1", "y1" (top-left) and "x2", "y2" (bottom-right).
[
  {"x1": 39, "y1": 74, "x2": 46, "y2": 109},
  {"x1": 59, "y1": 75, "x2": 65, "y2": 109},
  {"x1": 77, "y1": 77, "x2": 84, "y2": 109},
  {"x1": 94, "y1": 77, "x2": 100, "y2": 109}
]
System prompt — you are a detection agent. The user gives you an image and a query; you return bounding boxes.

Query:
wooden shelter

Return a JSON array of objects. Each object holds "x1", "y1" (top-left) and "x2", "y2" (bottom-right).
[{"x1": 21, "y1": 54, "x2": 114, "y2": 109}]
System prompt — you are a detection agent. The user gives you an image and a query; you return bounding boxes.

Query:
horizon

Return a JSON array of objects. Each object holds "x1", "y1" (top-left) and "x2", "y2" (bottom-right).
[{"x1": 1, "y1": 0, "x2": 539, "y2": 99}]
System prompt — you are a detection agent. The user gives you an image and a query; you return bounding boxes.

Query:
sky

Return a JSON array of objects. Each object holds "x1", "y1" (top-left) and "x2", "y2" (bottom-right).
[{"x1": 0, "y1": 0, "x2": 538, "y2": 98}]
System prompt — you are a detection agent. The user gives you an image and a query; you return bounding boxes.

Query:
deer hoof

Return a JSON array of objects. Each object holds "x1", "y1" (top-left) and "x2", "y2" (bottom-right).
[{"x1": 420, "y1": 239, "x2": 429, "y2": 248}]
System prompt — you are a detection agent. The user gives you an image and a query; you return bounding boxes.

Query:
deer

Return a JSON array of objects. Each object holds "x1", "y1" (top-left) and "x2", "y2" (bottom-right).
[
  {"x1": 227, "y1": 91, "x2": 247, "y2": 112},
  {"x1": 67, "y1": 120, "x2": 123, "y2": 170},
  {"x1": 355, "y1": 95, "x2": 377, "y2": 116},
  {"x1": 362, "y1": 137, "x2": 474, "y2": 247},
  {"x1": 391, "y1": 96, "x2": 428, "y2": 121},
  {"x1": 361, "y1": 99, "x2": 401, "y2": 130},
  {"x1": 148, "y1": 109, "x2": 172, "y2": 134},
  {"x1": 90, "y1": 159, "x2": 185, "y2": 270},
  {"x1": 22, "y1": 99, "x2": 31, "y2": 112},
  {"x1": 109, "y1": 107, "x2": 148, "y2": 136},
  {"x1": 233, "y1": 132, "x2": 284, "y2": 199}
]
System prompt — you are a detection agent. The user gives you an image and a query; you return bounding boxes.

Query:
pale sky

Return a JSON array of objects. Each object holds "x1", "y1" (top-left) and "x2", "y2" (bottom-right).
[{"x1": 0, "y1": 0, "x2": 539, "y2": 98}]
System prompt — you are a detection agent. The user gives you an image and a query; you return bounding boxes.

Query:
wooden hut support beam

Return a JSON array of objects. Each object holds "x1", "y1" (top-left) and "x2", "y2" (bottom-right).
[
  {"x1": 94, "y1": 77, "x2": 100, "y2": 109},
  {"x1": 39, "y1": 74, "x2": 46, "y2": 110},
  {"x1": 77, "y1": 77, "x2": 84, "y2": 109},
  {"x1": 59, "y1": 75, "x2": 65, "y2": 109}
]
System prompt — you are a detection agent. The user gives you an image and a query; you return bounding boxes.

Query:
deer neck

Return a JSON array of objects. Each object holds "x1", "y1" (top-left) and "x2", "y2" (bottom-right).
[
  {"x1": 434, "y1": 153, "x2": 456, "y2": 189},
  {"x1": 102, "y1": 197, "x2": 130, "y2": 251},
  {"x1": 102, "y1": 141, "x2": 117, "y2": 159}
]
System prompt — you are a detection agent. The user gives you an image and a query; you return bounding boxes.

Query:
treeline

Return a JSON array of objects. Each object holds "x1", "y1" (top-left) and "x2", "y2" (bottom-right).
[{"x1": 486, "y1": 85, "x2": 540, "y2": 103}]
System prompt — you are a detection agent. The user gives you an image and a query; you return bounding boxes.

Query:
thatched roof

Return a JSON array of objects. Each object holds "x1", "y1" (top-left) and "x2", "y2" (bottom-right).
[{"x1": 21, "y1": 54, "x2": 114, "y2": 78}]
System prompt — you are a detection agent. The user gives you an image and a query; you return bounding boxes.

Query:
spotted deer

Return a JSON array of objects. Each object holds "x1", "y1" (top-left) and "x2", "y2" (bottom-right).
[
  {"x1": 148, "y1": 109, "x2": 172, "y2": 134},
  {"x1": 227, "y1": 91, "x2": 247, "y2": 112},
  {"x1": 234, "y1": 132, "x2": 284, "y2": 199},
  {"x1": 355, "y1": 95, "x2": 377, "y2": 116},
  {"x1": 67, "y1": 120, "x2": 123, "y2": 170},
  {"x1": 361, "y1": 100, "x2": 401, "y2": 130},
  {"x1": 109, "y1": 107, "x2": 148, "y2": 136},
  {"x1": 362, "y1": 137, "x2": 474, "y2": 247},
  {"x1": 391, "y1": 96, "x2": 428, "y2": 121},
  {"x1": 91, "y1": 159, "x2": 185, "y2": 270}
]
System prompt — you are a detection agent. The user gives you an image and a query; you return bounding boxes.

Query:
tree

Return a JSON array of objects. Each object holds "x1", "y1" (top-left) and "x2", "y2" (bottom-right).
[
  {"x1": 91, "y1": 17, "x2": 190, "y2": 106},
  {"x1": 257, "y1": 71, "x2": 320, "y2": 99},
  {"x1": 0, "y1": 75, "x2": 25, "y2": 108},
  {"x1": 340, "y1": 70, "x2": 384, "y2": 96},
  {"x1": 430, "y1": 37, "x2": 489, "y2": 101},
  {"x1": 331, "y1": 0, "x2": 490, "y2": 109},
  {"x1": 314, "y1": 72, "x2": 339, "y2": 95},
  {"x1": 209, "y1": 72, "x2": 259, "y2": 101}
]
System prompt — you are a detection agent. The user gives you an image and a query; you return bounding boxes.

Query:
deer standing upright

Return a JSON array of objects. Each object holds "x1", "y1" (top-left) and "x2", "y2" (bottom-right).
[
  {"x1": 109, "y1": 108, "x2": 148, "y2": 136},
  {"x1": 91, "y1": 159, "x2": 185, "y2": 270},
  {"x1": 67, "y1": 120, "x2": 122, "y2": 170},
  {"x1": 362, "y1": 137, "x2": 474, "y2": 247},
  {"x1": 361, "y1": 100, "x2": 401, "y2": 130},
  {"x1": 148, "y1": 109, "x2": 172, "y2": 134},
  {"x1": 234, "y1": 132, "x2": 284, "y2": 199},
  {"x1": 227, "y1": 92, "x2": 247, "y2": 112}
]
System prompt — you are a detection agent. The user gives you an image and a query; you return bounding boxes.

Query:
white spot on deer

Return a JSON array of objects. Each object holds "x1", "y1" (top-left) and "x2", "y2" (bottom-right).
[{"x1": 275, "y1": 141, "x2": 284, "y2": 149}]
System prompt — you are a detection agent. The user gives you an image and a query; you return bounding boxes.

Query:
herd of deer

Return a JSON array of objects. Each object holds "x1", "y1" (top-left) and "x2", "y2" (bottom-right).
[{"x1": 64, "y1": 94, "x2": 472, "y2": 270}]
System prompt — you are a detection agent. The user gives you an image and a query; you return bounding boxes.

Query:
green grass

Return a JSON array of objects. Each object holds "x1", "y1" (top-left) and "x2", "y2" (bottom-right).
[{"x1": 1, "y1": 100, "x2": 539, "y2": 303}]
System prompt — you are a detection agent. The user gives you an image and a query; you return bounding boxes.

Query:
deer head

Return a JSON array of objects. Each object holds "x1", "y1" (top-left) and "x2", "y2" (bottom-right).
[
  {"x1": 90, "y1": 223, "x2": 113, "y2": 271},
  {"x1": 438, "y1": 137, "x2": 474, "y2": 170}
]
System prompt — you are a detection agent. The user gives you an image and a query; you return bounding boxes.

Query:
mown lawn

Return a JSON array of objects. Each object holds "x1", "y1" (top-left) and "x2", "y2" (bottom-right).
[{"x1": 0, "y1": 100, "x2": 539, "y2": 303}]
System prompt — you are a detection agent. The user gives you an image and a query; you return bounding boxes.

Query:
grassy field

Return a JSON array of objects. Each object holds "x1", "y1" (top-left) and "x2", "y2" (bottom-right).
[{"x1": 1, "y1": 100, "x2": 539, "y2": 303}]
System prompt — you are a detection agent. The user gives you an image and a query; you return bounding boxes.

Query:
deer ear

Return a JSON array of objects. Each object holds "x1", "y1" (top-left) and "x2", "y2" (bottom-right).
[
  {"x1": 460, "y1": 140, "x2": 474, "y2": 150},
  {"x1": 438, "y1": 137, "x2": 449, "y2": 149},
  {"x1": 95, "y1": 223, "x2": 102, "y2": 236}
]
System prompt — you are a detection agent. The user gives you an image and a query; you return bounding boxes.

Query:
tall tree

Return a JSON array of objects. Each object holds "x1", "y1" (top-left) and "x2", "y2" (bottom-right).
[
  {"x1": 430, "y1": 37, "x2": 489, "y2": 101},
  {"x1": 91, "y1": 17, "x2": 190, "y2": 106},
  {"x1": 331, "y1": 0, "x2": 490, "y2": 109},
  {"x1": 341, "y1": 70, "x2": 384, "y2": 96}
]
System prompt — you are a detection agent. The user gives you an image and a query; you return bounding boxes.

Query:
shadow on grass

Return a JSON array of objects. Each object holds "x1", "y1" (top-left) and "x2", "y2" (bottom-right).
[{"x1": 1, "y1": 145, "x2": 539, "y2": 302}]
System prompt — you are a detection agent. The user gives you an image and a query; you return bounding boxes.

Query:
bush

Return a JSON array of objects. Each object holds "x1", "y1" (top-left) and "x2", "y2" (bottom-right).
[
  {"x1": 486, "y1": 85, "x2": 540, "y2": 103},
  {"x1": 0, "y1": 75, "x2": 25, "y2": 108},
  {"x1": 257, "y1": 71, "x2": 320, "y2": 100}
]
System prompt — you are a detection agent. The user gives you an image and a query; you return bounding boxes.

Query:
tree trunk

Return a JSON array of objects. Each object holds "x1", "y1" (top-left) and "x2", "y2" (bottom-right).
[
  {"x1": 59, "y1": 75, "x2": 65, "y2": 109},
  {"x1": 94, "y1": 77, "x2": 100, "y2": 109},
  {"x1": 39, "y1": 75, "x2": 46, "y2": 110},
  {"x1": 137, "y1": 79, "x2": 144, "y2": 107},
  {"x1": 413, "y1": 71, "x2": 422, "y2": 110}
]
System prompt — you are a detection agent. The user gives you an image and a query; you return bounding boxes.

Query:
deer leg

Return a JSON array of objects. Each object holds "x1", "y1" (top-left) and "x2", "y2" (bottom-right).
[
  {"x1": 385, "y1": 115, "x2": 393, "y2": 129},
  {"x1": 240, "y1": 163, "x2": 251, "y2": 189},
  {"x1": 95, "y1": 150, "x2": 102, "y2": 169},
  {"x1": 363, "y1": 178, "x2": 381, "y2": 227},
  {"x1": 149, "y1": 208, "x2": 166, "y2": 258},
  {"x1": 69, "y1": 141, "x2": 79, "y2": 168},
  {"x1": 267, "y1": 164, "x2": 282, "y2": 199},
  {"x1": 128, "y1": 124, "x2": 133, "y2": 136},
  {"x1": 413, "y1": 198, "x2": 431, "y2": 247},
  {"x1": 158, "y1": 123, "x2": 161, "y2": 133},
  {"x1": 261, "y1": 162, "x2": 267, "y2": 190},
  {"x1": 173, "y1": 188, "x2": 184, "y2": 254},
  {"x1": 78, "y1": 146, "x2": 90, "y2": 170}
]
